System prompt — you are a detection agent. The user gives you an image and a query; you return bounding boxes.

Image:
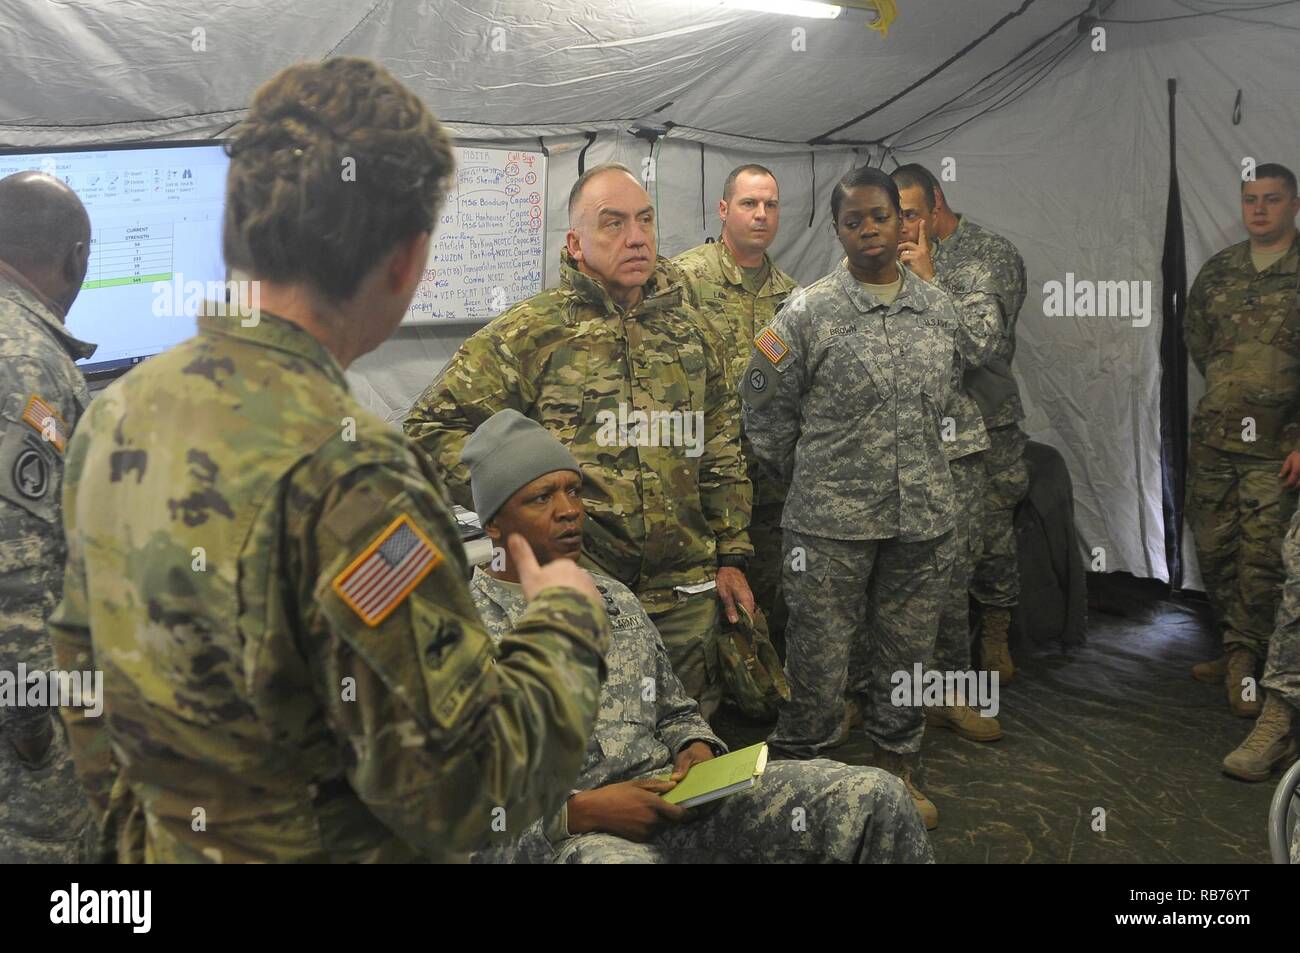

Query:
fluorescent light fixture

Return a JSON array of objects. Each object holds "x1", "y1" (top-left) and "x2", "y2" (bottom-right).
[{"x1": 719, "y1": 0, "x2": 843, "y2": 18}]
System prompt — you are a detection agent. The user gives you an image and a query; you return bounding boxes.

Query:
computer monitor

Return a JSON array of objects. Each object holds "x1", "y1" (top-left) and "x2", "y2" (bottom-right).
[{"x1": 0, "y1": 141, "x2": 230, "y2": 377}]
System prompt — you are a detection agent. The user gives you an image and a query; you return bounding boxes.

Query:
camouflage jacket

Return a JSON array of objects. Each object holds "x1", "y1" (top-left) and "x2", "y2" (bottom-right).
[
  {"x1": 672, "y1": 240, "x2": 798, "y2": 390},
  {"x1": 931, "y1": 215, "x2": 1027, "y2": 429},
  {"x1": 50, "y1": 310, "x2": 610, "y2": 863},
  {"x1": 1186, "y1": 236, "x2": 1300, "y2": 459},
  {"x1": 673, "y1": 240, "x2": 798, "y2": 505},
  {"x1": 469, "y1": 567, "x2": 724, "y2": 863},
  {"x1": 404, "y1": 252, "x2": 752, "y2": 611},
  {"x1": 741, "y1": 260, "x2": 959, "y2": 542},
  {"x1": 0, "y1": 262, "x2": 96, "y2": 747}
]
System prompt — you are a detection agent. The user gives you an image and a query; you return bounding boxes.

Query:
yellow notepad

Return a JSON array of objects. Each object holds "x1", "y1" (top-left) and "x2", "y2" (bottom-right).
[{"x1": 659, "y1": 742, "x2": 769, "y2": 808}]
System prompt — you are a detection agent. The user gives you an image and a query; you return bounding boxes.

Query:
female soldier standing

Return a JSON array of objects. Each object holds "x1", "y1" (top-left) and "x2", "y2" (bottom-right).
[{"x1": 741, "y1": 166, "x2": 961, "y2": 830}]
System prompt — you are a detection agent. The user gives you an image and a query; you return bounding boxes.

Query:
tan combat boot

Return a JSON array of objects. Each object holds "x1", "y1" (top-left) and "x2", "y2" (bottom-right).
[
  {"x1": 830, "y1": 695, "x2": 864, "y2": 748},
  {"x1": 1225, "y1": 647, "x2": 1262, "y2": 718},
  {"x1": 1191, "y1": 653, "x2": 1228, "y2": 684},
  {"x1": 874, "y1": 748, "x2": 939, "y2": 830},
  {"x1": 1221, "y1": 695, "x2": 1297, "y2": 781},
  {"x1": 979, "y1": 608, "x2": 1015, "y2": 683},
  {"x1": 926, "y1": 704, "x2": 1004, "y2": 742}
]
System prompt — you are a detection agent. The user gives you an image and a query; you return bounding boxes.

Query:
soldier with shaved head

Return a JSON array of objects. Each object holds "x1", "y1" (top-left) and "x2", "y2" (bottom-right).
[{"x1": 0, "y1": 170, "x2": 98, "y2": 862}]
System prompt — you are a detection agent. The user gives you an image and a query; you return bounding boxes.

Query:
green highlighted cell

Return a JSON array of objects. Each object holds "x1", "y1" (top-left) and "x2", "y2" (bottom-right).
[{"x1": 82, "y1": 272, "x2": 172, "y2": 290}]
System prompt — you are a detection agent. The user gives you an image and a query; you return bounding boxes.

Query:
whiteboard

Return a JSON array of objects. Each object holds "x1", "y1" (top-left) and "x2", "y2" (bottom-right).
[{"x1": 403, "y1": 145, "x2": 547, "y2": 324}]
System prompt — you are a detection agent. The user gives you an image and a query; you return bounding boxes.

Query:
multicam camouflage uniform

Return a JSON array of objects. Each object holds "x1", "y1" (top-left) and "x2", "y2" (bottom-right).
[
  {"x1": 673, "y1": 240, "x2": 797, "y2": 651},
  {"x1": 404, "y1": 252, "x2": 752, "y2": 706},
  {"x1": 741, "y1": 261, "x2": 959, "y2": 758},
  {"x1": 1186, "y1": 237, "x2": 1300, "y2": 661},
  {"x1": 470, "y1": 568, "x2": 933, "y2": 863},
  {"x1": 50, "y1": 310, "x2": 610, "y2": 863},
  {"x1": 0, "y1": 263, "x2": 97, "y2": 863},
  {"x1": 1263, "y1": 499, "x2": 1300, "y2": 716},
  {"x1": 931, "y1": 216, "x2": 1029, "y2": 612}
]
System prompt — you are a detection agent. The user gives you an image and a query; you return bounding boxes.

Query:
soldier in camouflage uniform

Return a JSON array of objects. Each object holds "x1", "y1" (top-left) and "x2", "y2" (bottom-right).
[
  {"x1": 742, "y1": 167, "x2": 960, "y2": 830},
  {"x1": 459, "y1": 412, "x2": 933, "y2": 863},
  {"x1": 673, "y1": 165, "x2": 797, "y2": 661},
  {"x1": 893, "y1": 166, "x2": 1029, "y2": 684},
  {"x1": 893, "y1": 166, "x2": 1006, "y2": 743},
  {"x1": 1186, "y1": 164, "x2": 1300, "y2": 725},
  {"x1": 405, "y1": 163, "x2": 754, "y2": 717},
  {"x1": 49, "y1": 59, "x2": 611, "y2": 864},
  {"x1": 1192, "y1": 165, "x2": 1300, "y2": 779},
  {"x1": 0, "y1": 171, "x2": 99, "y2": 864}
]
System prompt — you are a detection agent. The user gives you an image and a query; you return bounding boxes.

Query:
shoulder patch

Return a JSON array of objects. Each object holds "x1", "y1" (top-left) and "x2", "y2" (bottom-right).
[
  {"x1": 21, "y1": 394, "x2": 67, "y2": 453},
  {"x1": 332, "y1": 514, "x2": 444, "y2": 627},
  {"x1": 755, "y1": 326, "x2": 790, "y2": 366}
]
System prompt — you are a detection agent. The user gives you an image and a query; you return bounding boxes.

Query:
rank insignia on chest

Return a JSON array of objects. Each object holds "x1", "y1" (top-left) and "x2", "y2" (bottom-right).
[
  {"x1": 21, "y1": 394, "x2": 67, "y2": 453},
  {"x1": 332, "y1": 514, "x2": 444, "y2": 626},
  {"x1": 755, "y1": 326, "x2": 790, "y2": 365}
]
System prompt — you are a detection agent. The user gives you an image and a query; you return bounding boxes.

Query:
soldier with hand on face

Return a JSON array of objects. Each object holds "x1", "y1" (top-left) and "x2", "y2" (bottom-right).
[
  {"x1": 406, "y1": 162, "x2": 754, "y2": 719},
  {"x1": 892, "y1": 163, "x2": 1018, "y2": 743},
  {"x1": 0, "y1": 171, "x2": 99, "y2": 863},
  {"x1": 674, "y1": 164, "x2": 798, "y2": 660},
  {"x1": 463, "y1": 409, "x2": 934, "y2": 864},
  {"x1": 51, "y1": 58, "x2": 611, "y2": 864},
  {"x1": 1184, "y1": 163, "x2": 1300, "y2": 777},
  {"x1": 893, "y1": 164, "x2": 1028, "y2": 687},
  {"x1": 741, "y1": 166, "x2": 963, "y2": 830}
]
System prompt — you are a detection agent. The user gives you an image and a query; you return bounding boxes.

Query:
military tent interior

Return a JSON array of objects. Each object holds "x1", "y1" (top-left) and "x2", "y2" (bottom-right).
[{"x1": 3, "y1": 0, "x2": 1299, "y2": 866}]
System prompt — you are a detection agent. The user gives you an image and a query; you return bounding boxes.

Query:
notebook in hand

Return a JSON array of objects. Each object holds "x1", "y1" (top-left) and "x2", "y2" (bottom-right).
[{"x1": 659, "y1": 742, "x2": 769, "y2": 809}]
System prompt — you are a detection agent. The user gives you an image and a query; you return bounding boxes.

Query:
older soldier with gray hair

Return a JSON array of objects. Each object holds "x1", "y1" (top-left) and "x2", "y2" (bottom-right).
[
  {"x1": 406, "y1": 162, "x2": 754, "y2": 717},
  {"x1": 742, "y1": 166, "x2": 962, "y2": 830},
  {"x1": 464, "y1": 408, "x2": 933, "y2": 864},
  {"x1": 0, "y1": 171, "x2": 98, "y2": 863}
]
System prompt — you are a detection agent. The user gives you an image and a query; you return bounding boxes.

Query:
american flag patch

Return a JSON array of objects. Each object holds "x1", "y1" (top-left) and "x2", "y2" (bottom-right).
[
  {"x1": 331, "y1": 514, "x2": 444, "y2": 627},
  {"x1": 755, "y1": 327, "x2": 789, "y2": 366},
  {"x1": 21, "y1": 394, "x2": 66, "y2": 452}
]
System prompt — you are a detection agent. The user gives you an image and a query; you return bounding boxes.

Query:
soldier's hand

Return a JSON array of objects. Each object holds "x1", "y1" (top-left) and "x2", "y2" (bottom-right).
[
  {"x1": 898, "y1": 220, "x2": 935, "y2": 281},
  {"x1": 1280, "y1": 451, "x2": 1300, "y2": 490},
  {"x1": 566, "y1": 779, "x2": 687, "y2": 841},
  {"x1": 716, "y1": 566, "x2": 755, "y2": 625},
  {"x1": 508, "y1": 533, "x2": 602, "y2": 605},
  {"x1": 670, "y1": 741, "x2": 715, "y2": 781}
]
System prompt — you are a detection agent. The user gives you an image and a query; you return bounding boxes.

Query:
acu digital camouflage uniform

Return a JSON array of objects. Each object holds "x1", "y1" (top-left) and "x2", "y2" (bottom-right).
[
  {"x1": 50, "y1": 309, "x2": 611, "y2": 863},
  {"x1": 1186, "y1": 236, "x2": 1300, "y2": 660},
  {"x1": 404, "y1": 252, "x2": 752, "y2": 706},
  {"x1": 673, "y1": 239, "x2": 797, "y2": 652},
  {"x1": 470, "y1": 568, "x2": 932, "y2": 863},
  {"x1": 931, "y1": 216, "x2": 1029, "y2": 612},
  {"x1": 0, "y1": 261, "x2": 97, "y2": 863},
  {"x1": 1264, "y1": 506, "x2": 1300, "y2": 714},
  {"x1": 742, "y1": 261, "x2": 959, "y2": 758}
]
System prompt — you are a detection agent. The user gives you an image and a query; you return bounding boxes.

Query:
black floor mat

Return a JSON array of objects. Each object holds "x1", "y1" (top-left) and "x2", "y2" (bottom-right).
[{"x1": 711, "y1": 573, "x2": 1279, "y2": 864}]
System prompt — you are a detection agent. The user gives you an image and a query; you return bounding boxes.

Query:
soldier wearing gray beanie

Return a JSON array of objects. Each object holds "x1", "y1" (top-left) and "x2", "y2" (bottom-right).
[{"x1": 461, "y1": 409, "x2": 583, "y2": 523}]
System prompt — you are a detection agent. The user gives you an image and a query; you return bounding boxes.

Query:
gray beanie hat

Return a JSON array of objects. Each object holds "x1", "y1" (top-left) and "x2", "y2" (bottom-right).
[{"x1": 461, "y1": 409, "x2": 582, "y2": 523}]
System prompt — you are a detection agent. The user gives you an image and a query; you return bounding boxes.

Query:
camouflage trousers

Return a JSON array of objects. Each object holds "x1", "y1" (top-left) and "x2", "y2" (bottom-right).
[
  {"x1": 770, "y1": 530, "x2": 953, "y2": 758},
  {"x1": 0, "y1": 717, "x2": 96, "y2": 863},
  {"x1": 646, "y1": 589, "x2": 722, "y2": 719},
  {"x1": 747, "y1": 497, "x2": 788, "y2": 657},
  {"x1": 548, "y1": 760, "x2": 933, "y2": 863},
  {"x1": 1187, "y1": 442, "x2": 1298, "y2": 659},
  {"x1": 971, "y1": 424, "x2": 1028, "y2": 609},
  {"x1": 1262, "y1": 505, "x2": 1300, "y2": 713},
  {"x1": 934, "y1": 453, "x2": 987, "y2": 671}
]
